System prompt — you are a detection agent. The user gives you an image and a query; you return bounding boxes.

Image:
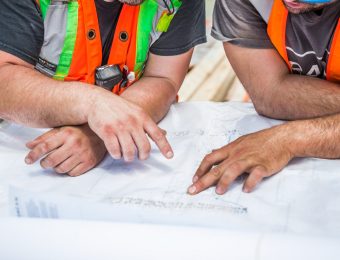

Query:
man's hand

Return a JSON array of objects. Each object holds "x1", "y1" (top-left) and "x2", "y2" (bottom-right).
[
  {"x1": 87, "y1": 89, "x2": 173, "y2": 162},
  {"x1": 25, "y1": 125, "x2": 107, "y2": 176},
  {"x1": 188, "y1": 125, "x2": 295, "y2": 195},
  {"x1": 0, "y1": 51, "x2": 177, "y2": 162}
]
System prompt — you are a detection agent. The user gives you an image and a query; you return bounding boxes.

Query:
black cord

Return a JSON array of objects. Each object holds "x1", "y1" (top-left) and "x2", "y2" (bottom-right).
[{"x1": 162, "y1": 0, "x2": 175, "y2": 15}]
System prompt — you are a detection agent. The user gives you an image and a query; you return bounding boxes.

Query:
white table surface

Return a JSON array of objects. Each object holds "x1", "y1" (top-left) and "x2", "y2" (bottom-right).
[{"x1": 1, "y1": 102, "x2": 340, "y2": 259}]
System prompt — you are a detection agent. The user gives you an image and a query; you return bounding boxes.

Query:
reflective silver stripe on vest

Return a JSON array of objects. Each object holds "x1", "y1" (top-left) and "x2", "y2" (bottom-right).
[
  {"x1": 36, "y1": 1, "x2": 71, "y2": 77},
  {"x1": 249, "y1": 0, "x2": 274, "y2": 23}
]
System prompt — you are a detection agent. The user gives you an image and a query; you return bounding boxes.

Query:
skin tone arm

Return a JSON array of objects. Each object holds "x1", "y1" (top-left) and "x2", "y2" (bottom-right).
[
  {"x1": 223, "y1": 43, "x2": 340, "y2": 120},
  {"x1": 0, "y1": 50, "x2": 173, "y2": 163},
  {"x1": 0, "y1": 51, "x2": 90, "y2": 127},
  {"x1": 24, "y1": 50, "x2": 193, "y2": 176},
  {"x1": 188, "y1": 42, "x2": 340, "y2": 195},
  {"x1": 188, "y1": 112, "x2": 340, "y2": 195}
]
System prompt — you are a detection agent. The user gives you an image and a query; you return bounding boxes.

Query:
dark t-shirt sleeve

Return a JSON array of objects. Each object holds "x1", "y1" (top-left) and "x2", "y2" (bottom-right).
[
  {"x1": 150, "y1": 0, "x2": 207, "y2": 56},
  {"x1": 0, "y1": 0, "x2": 44, "y2": 65},
  {"x1": 211, "y1": 0, "x2": 273, "y2": 49}
]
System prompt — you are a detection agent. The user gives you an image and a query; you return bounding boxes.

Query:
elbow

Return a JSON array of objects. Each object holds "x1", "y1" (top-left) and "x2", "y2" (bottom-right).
[
  {"x1": 252, "y1": 97, "x2": 291, "y2": 120},
  {"x1": 248, "y1": 91, "x2": 269, "y2": 116},
  {"x1": 251, "y1": 94, "x2": 278, "y2": 119},
  {"x1": 253, "y1": 103, "x2": 268, "y2": 117}
]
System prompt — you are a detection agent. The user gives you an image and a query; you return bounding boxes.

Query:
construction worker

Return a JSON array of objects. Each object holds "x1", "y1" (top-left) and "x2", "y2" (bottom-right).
[
  {"x1": 0, "y1": 0, "x2": 206, "y2": 176},
  {"x1": 188, "y1": 0, "x2": 340, "y2": 195}
]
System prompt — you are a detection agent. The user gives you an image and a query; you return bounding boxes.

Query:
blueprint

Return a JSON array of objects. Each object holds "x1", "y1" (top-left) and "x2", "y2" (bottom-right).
[{"x1": 1, "y1": 102, "x2": 340, "y2": 237}]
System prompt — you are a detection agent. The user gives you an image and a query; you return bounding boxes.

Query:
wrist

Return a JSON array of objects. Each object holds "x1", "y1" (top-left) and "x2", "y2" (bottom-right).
[
  {"x1": 76, "y1": 83, "x2": 107, "y2": 123},
  {"x1": 269, "y1": 122, "x2": 302, "y2": 159},
  {"x1": 281, "y1": 120, "x2": 312, "y2": 158}
]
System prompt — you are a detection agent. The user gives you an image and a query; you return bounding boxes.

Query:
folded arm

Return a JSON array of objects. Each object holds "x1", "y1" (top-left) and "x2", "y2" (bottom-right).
[
  {"x1": 0, "y1": 50, "x2": 92, "y2": 127},
  {"x1": 24, "y1": 50, "x2": 193, "y2": 175},
  {"x1": 224, "y1": 43, "x2": 340, "y2": 120},
  {"x1": 0, "y1": 50, "x2": 172, "y2": 164}
]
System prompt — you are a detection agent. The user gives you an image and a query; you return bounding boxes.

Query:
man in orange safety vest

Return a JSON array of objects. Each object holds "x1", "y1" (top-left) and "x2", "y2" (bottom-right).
[{"x1": 188, "y1": 0, "x2": 340, "y2": 195}]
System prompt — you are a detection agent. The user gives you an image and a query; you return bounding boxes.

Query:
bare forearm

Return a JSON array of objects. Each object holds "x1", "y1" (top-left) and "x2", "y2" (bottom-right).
[
  {"x1": 120, "y1": 76, "x2": 177, "y2": 123},
  {"x1": 282, "y1": 113, "x2": 340, "y2": 159},
  {"x1": 0, "y1": 64, "x2": 99, "y2": 127},
  {"x1": 223, "y1": 43, "x2": 340, "y2": 120},
  {"x1": 252, "y1": 74, "x2": 340, "y2": 120}
]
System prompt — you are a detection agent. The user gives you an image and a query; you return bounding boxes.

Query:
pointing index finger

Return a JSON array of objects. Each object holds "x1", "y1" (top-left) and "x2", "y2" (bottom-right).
[{"x1": 144, "y1": 120, "x2": 173, "y2": 159}]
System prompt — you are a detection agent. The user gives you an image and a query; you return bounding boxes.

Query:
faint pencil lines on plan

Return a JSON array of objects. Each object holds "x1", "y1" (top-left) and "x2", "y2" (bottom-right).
[{"x1": 108, "y1": 196, "x2": 248, "y2": 215}]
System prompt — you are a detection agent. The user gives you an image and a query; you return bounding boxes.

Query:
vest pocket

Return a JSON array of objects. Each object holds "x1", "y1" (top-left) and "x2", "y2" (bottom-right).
[{"x1": 35, "y1": 2, "x2": 69, "y2": 78}]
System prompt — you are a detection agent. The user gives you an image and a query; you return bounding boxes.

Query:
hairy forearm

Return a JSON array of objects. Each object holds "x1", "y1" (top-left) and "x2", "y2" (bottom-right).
[
  {"x1": 282, "y1": 113, "x2": 340, "y2": 159},
  {"x1": 251, "y1": 73, "x2": 340, "y2": 120},
  {"x1": 0, "y1": 64, "x2": 100, "y2": 127},
  {"x1": 120, "y1": 76, "x2": 177, "y2": 123}
]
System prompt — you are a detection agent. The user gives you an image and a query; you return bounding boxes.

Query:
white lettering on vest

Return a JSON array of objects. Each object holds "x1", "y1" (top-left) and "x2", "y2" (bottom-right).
[{"x1": 307, "y1": 64, "x2": 321, "y2": 77}]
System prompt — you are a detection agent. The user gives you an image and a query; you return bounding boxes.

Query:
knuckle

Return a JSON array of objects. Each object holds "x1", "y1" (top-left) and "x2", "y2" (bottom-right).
[
  {"x1": 103, "y1": 125, "x2": 116, "y2": 136},
  {"x1": 203, "y1": 154, "x2": 214, "y2": 164},
  {"x1": 39, "y1": 142, "x2": 49, "y2": 153},
  {"x1": 138, "y1": 112, "x2": 148, "y2": 122},
  {"x1": 195, "y1": 167, "x2": 204, "y2": 176},
  {"x1": 210, "y1": 166, "x2": 222, "y2": 178},
  {"x1": 194, "y1": 179, "x2": 205, "y2": 191},
  {"x1": 63, "y1": 128, "x2": 74, "y2": 136},
  {"x1": 242, "y1": 156, "x2": 256, "y2": 167},
  {"x1": 229, "y1": 162, "x2": 245, "y2": 174},
  {"x1": 153, "y1": 131, "x2": 165, "y2": 142},
  {"x1": 252, "y1": 170, "x2": 265, "y2": 179},
  {"x1": 133, "y1": 107, "x2": 145, "y2": 117},
  {"x1": 217, "y1": 181, "x2": 229, "y2": 191},
  {"x1": 219, "y1": 179, "x2": 229, "y2": 188},
  {"x1": 116, "y1": 122, "x2": 126, "y2": 132},
  {"x1": 127, "y1": 115, "x2": 139, "y2": 126},
  {"x1": 72, "y1": 137, "x2": 82, "y2": 148},
  {"x1": 220, "y1": 172, "x2": 235, "y2": 184},
  {"x1": 87, "y1": 156, "x2": 97, "y2": 166},
  {"x1": 27, "y1": 151, "x2": 36, "y2": 160}
]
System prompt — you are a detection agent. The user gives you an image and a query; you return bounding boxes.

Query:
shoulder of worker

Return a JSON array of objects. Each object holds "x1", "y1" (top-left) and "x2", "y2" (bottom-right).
[
  {"x1": 211, "y1": 0, "x2": 274, "y2": 49},
  {"x1": 0, "y1": 0, "x2": 44, "y2": 65},
  {"x1": 150, "y1": 0, "x2": 206, "y2": 56},
  {"x1": 248, "y1": 0, "x2": 274, "y2": 23}
]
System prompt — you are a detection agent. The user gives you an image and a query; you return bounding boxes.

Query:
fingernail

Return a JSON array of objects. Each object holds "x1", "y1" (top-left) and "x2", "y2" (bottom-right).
[
  {"x1": 140, "y1": 155, "x2": 148, "y2": 161},
  {"x1": 112, "y1": 154, "x2": 121, "y2": 160},
  {"x1": 166, "y1": 151, "x2": 174, "y2": 158},
  {"x1": 25, "y1": 157, "x2": 32, "y2": 164},
  {"x1": 216, "y1": 187, "x2": 224, "y2": 195},
  {"x1": 193, "y1": 176, "x2": 198, "y2": 183},
  {"x1": 41, "y1": 159, "x2": 50, "y2": 169},
  {"x1": 188, "y1": 185, "x2": 196, "y2": 194},
  {"x1": 243, "y1": 187, "x2": 250, "y2": 193}
]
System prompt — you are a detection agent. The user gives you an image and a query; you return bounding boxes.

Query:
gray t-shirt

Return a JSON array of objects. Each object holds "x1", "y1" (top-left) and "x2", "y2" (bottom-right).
[{"x1": 212, "y1": 0, "x2": 340, "y2": 79}]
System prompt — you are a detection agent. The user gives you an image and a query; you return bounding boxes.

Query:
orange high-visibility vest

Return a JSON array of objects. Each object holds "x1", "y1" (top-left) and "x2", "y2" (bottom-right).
[
  {"x1": 35, "y1": 0, "x2": 181, "y2": 94},
  {"x1": 267, "y1": 0, "x2": 340, "y2": 82}
]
